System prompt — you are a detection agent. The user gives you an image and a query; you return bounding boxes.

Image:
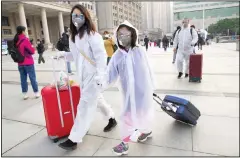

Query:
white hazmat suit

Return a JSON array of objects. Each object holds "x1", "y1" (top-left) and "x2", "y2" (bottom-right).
[
  {"x1": 173, "y1": 26, "x2": 198, "y2": 74},
  {"x1": 61, "y1": 31, "x2": 115, "y2": 143},
  {"x1": 104, "y1": 21, "x2": 155, "y2": 140}
]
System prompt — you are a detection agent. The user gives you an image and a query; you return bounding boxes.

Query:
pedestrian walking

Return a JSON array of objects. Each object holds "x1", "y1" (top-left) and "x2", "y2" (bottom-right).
[
  {"x1": 173, "y1": 18, "x2": 198, "y2": 79},
  {"x1": 190, "y1": 25, "x2": 198, "y2": 54},
  {"x1": 13, "y1": 26, "x2": 40, "y2": 100},
  {"x1": 61, "y1": 27, "x2": 74, "y2": 75},
  {"x1": 57, "y1": 4, "x2": 117, "y2": 150},
  {"x1": 101, "y1": 20, "x2": 155, "y2": 156},
  {"x1": 197, "y1": 32, "x2": 204, "y2": 50},
  {"x1": 36, "y1": 39, "x2": 45, "y2": 64},
  {"x1": 170, "y1": 38, "x2": 173, "y2": 47},
  {"x1": 158, "y1": 38, "x2": 161, "y2": 48},
  {"x1": 172, "y1": 26, "x2": 181, "y2": 63},
  {"x1": 144, "y1": 36, "x2": 149, "y2": 51},
  {"x1": 162, "y1": 35, "x2": 169, "y2": 51},
  {"x1": 103, "y1": 31, "x2": 116, "y2": 65}
]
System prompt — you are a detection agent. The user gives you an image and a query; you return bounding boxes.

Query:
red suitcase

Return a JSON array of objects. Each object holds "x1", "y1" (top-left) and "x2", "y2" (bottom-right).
[
  {"x1": 41, "y1": 58, "x2": 80, "y2": 142},
  {"x1": 189, "y1": 54, "x2": 203, "y2": 83}
]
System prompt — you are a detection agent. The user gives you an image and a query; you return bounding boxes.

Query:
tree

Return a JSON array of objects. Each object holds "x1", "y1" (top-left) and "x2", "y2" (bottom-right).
[{"x1": 208, "y1": 18, "x2": 239, "y2": 36}]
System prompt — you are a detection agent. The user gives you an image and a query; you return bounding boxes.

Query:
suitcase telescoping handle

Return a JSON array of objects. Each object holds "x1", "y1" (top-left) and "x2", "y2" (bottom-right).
[
  {"x1": 153, "y1": 93, "x2": 175, "y2": 112},
  {"x1": 51, "y1": 56, "x2": 75, "y2": 128}
]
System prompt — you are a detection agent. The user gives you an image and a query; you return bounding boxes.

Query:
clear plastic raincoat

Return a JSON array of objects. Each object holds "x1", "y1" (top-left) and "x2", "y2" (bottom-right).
[{"x1": 104, "y1": 21, "x2": 156, "y2": 140}]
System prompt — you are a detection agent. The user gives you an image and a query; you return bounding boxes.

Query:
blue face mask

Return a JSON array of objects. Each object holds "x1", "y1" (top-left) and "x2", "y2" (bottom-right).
[{"x1": 72, "y1": 13, "x2": 85, "y2": 29}]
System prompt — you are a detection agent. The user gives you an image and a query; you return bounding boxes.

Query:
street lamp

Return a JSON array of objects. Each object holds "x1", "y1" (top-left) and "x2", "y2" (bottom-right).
[{"x1": 202, "y1": 3, "x2": 205, "y2": 30}]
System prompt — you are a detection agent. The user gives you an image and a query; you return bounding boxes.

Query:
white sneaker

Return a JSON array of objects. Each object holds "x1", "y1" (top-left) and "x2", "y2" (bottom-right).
[
  {"x1": 35, "y1": 92, "x2": 40, "y2": 99},
  {"x1": 23, "y1": 93, "x2": 29, "y2": 100}
]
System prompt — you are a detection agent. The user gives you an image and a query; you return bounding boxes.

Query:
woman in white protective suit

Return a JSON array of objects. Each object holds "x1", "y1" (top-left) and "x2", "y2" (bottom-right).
[
  {"x1": 57, "y1": 4, "x2": 117, "y2": 150},
  {"x1": 99, "y1": 20, "x2": 156, "y2": 156}
]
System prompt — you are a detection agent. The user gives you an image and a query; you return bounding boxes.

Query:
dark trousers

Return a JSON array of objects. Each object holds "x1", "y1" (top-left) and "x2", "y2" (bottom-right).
[
  {"x1": 198, "y1": 42, "x2": 202, "y2": 50},
  {"x1": 18, "y1": 65, "x2": 38, "y2": 93},
  {"x1": 38, "y1": 53, "x2": 45, "y2": 64},
  {"x1": 107, "y1": 57, "x2": 111, "y2": 65},
  {"x1": 164, "y1": 46, "x2": 167, "y2": 51},
  {"x1": 145, "y1": 44, "x2": 149, "y2": 51}
]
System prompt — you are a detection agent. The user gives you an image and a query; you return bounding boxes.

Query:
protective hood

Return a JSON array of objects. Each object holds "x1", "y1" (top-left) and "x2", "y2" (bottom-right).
[{"x1": 113, "y1": 20, "x2": 139, "y2": 48}]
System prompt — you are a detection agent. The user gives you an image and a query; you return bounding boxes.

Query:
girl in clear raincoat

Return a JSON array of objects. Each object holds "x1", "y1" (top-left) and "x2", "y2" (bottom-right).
[{"x1": 101, "y1": 20, "x2": 156, "y2": 156}]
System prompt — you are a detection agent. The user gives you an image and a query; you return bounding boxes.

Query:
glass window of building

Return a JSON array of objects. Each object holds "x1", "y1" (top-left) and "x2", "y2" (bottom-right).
[
  {"x1": 2, "y1": 16, "x2": 9, "y2": 26},
  {"x1": 2, "y1": 29, "x2": 12, "y2": 35},
  {"x1": 26, "y1": 19, "x2": 30, "y2": 27}
]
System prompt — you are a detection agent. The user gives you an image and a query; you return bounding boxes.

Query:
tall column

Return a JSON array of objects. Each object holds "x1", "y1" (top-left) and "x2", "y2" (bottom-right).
[
  {"x1": 18, "y1": 3, "x2": 28, "y2": 37},
  {"x1": 33, "y1": 16, "x2": 41, "y2": 40},
  {"x1": 58, "y1": 12, "x2": 64, "y2": 36},
  {"x1": 30, "y1": 16, "x2": 37, "y2": 45},
  {"x1": 41, "y1": 8, "x2": 50, "y2": 46}
]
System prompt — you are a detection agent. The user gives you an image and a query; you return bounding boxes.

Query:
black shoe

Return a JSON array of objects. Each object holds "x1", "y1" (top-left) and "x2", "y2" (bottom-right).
[
  {"x1": 58, "y1": 139, "x2": 77, "y2": 150},
  {"x1": 185, "y1": 73, "x2": 189, "y2": 78},
  {"x1": 172, "y1": 61, "x2": 175, "y2": 64},
  {"x1": 177, "y1": 72, "x2": 183, "y2": 79},
  {"x1": 104, "y1": 118, "x2": 117, "y2": 132}
]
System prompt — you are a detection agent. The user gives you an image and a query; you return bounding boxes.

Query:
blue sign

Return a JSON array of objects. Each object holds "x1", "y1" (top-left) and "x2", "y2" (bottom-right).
[{"x1": 2, "y1": 40, "x2": 8, "y2": 55}]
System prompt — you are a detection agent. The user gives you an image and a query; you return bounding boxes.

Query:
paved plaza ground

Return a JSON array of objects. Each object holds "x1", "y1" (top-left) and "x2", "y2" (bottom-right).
[{"x1": 1, "y1": 42, "x2": 239, "y2": 156}]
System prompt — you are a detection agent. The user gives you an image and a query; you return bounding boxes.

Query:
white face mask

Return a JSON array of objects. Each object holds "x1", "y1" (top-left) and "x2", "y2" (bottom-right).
[
  {"x1": 104, "y1": 34, "x2": 110, "y2": 38},
  {"x1": 118, "y1": 34, "x2": 131, "y2": 47}
]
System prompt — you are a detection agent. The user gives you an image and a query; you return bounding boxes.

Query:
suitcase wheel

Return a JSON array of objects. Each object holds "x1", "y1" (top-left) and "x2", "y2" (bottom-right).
[
  {"x1": 53, "y1": 138, "x2": 59, "y2": 143},
  {"x1": 49, "y1": 136, "x2": 60, "y2": 143},
  {"x1": 192, "y1": 121, "x2": 197, "y2": 126}
]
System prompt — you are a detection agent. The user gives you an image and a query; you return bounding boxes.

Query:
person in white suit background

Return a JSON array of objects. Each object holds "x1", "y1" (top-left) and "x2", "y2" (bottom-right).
[
  {"x1": 57, "y1": 4, "x2": 117, "y2": 150},
  {"x1": 173, "y1": 18, "x2": 198, "y2": 79}
]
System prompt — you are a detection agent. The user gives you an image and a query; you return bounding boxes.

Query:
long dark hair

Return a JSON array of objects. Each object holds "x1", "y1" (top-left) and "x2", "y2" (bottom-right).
[
  {"x1": 13, "y1": 26, "x2": 26, "y2": 47},
  {"x1": 70, "y1": 4, "x2": 96, "y2": 43},
  {"x1": 117, "y1": 24, "x2": 137, "y2": 50}
]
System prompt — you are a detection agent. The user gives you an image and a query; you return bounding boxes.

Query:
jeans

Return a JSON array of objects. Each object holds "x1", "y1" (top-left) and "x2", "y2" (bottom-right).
[
  {"x1": 67, "y1": 62, "x2": 72, "y2": 73},
  {"x1": 18, "y1": 65, "x2": 38, "y2": 93}
]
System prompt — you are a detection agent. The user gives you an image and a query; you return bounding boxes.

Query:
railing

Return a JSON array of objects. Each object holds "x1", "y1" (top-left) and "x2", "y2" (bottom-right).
[
  {"x1": 43, "y1": 2, "x2": 72, "y2": 9},
  {"x1": 215, "y1": 35, "x2": 240, "y2": 43}
]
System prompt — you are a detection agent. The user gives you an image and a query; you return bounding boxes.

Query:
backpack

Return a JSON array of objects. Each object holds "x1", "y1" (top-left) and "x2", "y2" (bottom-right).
[
  {"x1": 177, "y1": 28, "x2": 198, "y2": 46},
  {"x1": 9, "y1": 39, "x2": 25, "y2": 63},
  {"x1": 56, "y1": 38, "x2": 64, "y2": 51}
]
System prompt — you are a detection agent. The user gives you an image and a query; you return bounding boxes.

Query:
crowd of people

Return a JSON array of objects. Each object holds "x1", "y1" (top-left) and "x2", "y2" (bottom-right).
[{"x1": 12, "y1": 3, "x2": 204, "y2": 156}]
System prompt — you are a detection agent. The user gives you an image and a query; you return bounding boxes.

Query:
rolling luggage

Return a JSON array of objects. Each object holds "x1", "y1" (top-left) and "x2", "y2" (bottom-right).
[
  {"x1": 153, "y1": 93, "x2": 201, "y2": 125},
  {"x1": 41, "y1": 57, "x2": 80, "y2": 142},
  {"x1": 189, "y1": 54, "x2": 203, "y2": 83}
]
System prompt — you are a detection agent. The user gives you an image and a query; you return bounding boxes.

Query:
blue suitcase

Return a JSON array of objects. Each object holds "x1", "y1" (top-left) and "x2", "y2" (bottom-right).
[{"x1": 153, "y1": 93, "x2": 201, "y2": 125}]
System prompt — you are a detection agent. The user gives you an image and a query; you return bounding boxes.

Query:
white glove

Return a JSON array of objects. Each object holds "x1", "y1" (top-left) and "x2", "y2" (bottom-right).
[
  {"x1": 191, "y1": 41, "x2": 196, "y2": 46},
  {"x1": 95, "y1": 75, "x2": 106, "y2": 91}
]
